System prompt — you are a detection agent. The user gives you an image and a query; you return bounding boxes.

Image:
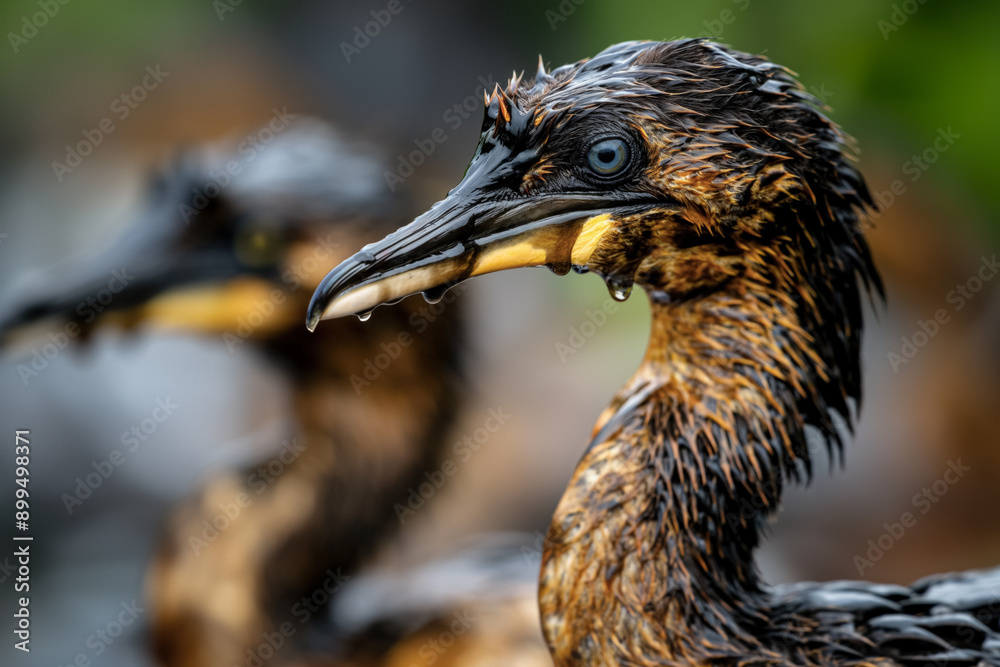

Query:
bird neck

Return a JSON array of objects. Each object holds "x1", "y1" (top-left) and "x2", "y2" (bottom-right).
[{"x1": 541, "y1": 280, "x2": 829, "y2": 663}]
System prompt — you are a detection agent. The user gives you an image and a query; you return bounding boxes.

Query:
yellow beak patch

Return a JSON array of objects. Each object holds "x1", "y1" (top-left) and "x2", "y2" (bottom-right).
[{"x1": 571, "y1": 214, "x2": 615, "y2": 265}]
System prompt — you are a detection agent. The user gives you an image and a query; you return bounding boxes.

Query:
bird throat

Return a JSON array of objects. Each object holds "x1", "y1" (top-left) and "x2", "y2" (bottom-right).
[{"x1": 539, "y1": 278, "x2": 824, "y2": 665}]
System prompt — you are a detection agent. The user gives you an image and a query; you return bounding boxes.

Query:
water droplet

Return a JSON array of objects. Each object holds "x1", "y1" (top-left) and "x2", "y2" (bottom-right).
[
  {"x1": 357, "y1": 310, "x2": 373, "y2": 322},
  {"x1": 604, "y1": 275, "x2": 634, "y2": 302},
  {"x1": 547, "y1": 262, "x2": 571, "y2": 277},
  {"x1": 422, "y1": 285, "x2": 449, "y2": 304}
]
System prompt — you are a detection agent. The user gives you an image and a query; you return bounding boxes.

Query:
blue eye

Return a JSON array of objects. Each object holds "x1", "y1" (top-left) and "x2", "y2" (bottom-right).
[{"x1": 586, "y1": 137, "x2": 630, "y2": 177}]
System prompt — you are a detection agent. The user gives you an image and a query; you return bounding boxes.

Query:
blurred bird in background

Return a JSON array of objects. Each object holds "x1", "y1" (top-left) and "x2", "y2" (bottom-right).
[
  {"x1": 0, "y1": 118, "x2": 549, "y2": 667},
  {"x1": 0, "y1": 121, "x2": 464, "y2": 665}
]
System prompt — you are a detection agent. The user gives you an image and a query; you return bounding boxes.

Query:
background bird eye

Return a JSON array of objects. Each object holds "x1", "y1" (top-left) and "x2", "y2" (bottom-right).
[
  {"x1": 586, "y1": 137, "x2": 630, "y2": 177},
  {"x1": 234, "y1": 219, "x2": 286, "y2": 268}
]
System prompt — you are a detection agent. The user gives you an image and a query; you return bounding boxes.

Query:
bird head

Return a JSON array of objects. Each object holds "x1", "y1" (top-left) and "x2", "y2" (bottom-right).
[
  {"x1": 309, "y1": 39, "x2": 878, "y2": 325},
  {"x1": 308, "y1": 40, "x2": 881, "y2": 420},
  {"x1": 1, "y1": 123, "x2": 395, "y2": 345}
]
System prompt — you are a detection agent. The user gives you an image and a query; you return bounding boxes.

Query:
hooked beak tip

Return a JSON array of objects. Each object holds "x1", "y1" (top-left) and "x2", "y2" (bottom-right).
[{"x1": 305, "y1": 299, "x2": 324, "y2": 332}]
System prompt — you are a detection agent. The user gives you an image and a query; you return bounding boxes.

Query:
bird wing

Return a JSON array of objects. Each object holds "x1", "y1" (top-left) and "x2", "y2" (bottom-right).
[{"x1": 772, "y1": 566, "x2": 1000, "y2": 666}]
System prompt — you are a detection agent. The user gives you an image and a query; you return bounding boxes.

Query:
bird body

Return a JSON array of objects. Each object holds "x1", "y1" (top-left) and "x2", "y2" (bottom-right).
[
  {"x1": 308, "y1": 40, "x2": 1000, "y2": 666},
  {"x1": 150, "y1": 281, "x2": 461, "y2": 666}
]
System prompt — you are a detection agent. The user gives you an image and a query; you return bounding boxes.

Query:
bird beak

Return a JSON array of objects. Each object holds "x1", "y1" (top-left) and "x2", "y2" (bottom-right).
[
  {"x1": 0, "y1": 198, "x2": 266, "y2": 343},
  {"x1": 306, "y1": 169, "x2": 635, "y2": 330}
]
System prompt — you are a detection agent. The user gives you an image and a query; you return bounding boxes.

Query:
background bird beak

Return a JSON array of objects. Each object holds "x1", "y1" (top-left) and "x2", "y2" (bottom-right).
[
  {"x1": 306, "y1": 183, "x2": 632, "y2": 330},
  {"x1": 0, "y1": 199, "x2": 264, "y2": 344}
]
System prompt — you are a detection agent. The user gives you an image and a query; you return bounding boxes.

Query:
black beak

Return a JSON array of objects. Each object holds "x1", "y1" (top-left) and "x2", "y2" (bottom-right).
[
  {"x1": 306, "y1": 141, "x2": 646, "y2": 330},
  {"x1": 305, "y1": 191, "x2": 629, "y2": 330}
]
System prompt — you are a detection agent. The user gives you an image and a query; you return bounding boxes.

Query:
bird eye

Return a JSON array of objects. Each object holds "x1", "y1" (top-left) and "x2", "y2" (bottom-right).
[
  {"x1": 234, "y1": 220, "x2": 285, "y2": 268},
  {"x1": 586, "y1": 137, "x2": 630, "y2": 178}
]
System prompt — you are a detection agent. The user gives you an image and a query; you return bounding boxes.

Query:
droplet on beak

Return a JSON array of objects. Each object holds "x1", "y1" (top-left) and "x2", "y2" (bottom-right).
[
  {"x1": 547, "y1": 262, "x2": 572, "y2": 277},
  {"x1": 421, "y1": 284, "x2": 454, "y2": 305}
]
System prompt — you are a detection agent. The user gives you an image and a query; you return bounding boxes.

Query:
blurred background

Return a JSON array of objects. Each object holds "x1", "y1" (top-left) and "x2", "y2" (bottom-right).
[{"x1": 0, "y1": 0, "x2": 998, "y2": 665}]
